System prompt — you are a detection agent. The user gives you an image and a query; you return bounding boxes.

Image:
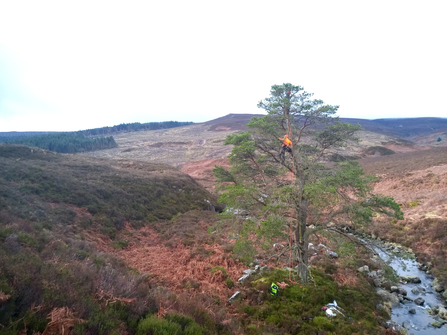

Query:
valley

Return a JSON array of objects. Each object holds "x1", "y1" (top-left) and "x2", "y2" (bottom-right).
[{"x1": 1, "y1": 114, "x2": 447, "y2": 334}]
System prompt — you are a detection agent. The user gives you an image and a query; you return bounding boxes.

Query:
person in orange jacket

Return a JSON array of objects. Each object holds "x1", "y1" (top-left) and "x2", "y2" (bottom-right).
[{"x1": 279, "y1": 134, "x2": 292, "y2": 162}]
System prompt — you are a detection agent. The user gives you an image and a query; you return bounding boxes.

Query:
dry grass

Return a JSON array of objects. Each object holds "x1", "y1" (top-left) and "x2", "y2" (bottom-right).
[
  {"x1": 0, "y1": 290, "x2": 11, "y2": 303},
  {"x1": 41, "y1": 307, "x2": 84, "y2": 335},
  {"x1": 114, "y1": 235, "x2": 246, "y2": 302}
]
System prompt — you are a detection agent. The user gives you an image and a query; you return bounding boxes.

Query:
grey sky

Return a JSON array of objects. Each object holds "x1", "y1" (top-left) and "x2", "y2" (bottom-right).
[{"x1": 0, "y1": 1, "x2": 446, "y2": 131}]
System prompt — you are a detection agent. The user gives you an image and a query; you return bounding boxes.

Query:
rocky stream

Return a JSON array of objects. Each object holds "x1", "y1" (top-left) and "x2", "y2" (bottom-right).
[{"x1": 362, "y1": 236, "x2": 447, "y2": 334}]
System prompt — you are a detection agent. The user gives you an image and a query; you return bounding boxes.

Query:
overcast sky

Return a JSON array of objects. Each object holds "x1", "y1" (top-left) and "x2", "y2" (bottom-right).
[{"x1": 0, "y1": 1, "x2": 446, "y2": 132}]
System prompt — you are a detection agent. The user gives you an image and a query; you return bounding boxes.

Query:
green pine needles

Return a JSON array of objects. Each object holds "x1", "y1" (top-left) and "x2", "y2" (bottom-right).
[{"x1": 214, "y1": 83, "x2": 403, "y2": 281}]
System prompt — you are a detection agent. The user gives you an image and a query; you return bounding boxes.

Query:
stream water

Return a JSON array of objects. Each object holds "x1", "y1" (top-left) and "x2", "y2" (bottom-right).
[{"x1": 373, "y1": 244, "x2": 447, "y2": 334}]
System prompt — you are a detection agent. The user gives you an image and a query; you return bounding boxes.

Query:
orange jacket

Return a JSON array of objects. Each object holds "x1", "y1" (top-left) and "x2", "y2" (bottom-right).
[{"x1": 279, "y1": 137, "x2": 292, "y2": 147}]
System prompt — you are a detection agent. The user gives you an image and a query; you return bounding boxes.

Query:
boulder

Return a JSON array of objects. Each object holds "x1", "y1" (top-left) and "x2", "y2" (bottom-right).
[
  {"x1": 390, "y1": 286, "x2": 398, "y2": 293},
  {"x1": 431, "y1": 278, "x2": 445, "y2": 293},
  {"x1": 401, "y1": 275, "x2": 421, "y2": 284},
  {"x1": 414, "y1": 297, "x2": 425, "y2": 306},
  {"x1": 358, "y1": 265, "x2": 369, "y2": 273},
  {"x1": 397, "y1": 288, "x2": 407, "y2": 296},
  {"x1": 409, "y1": 308, "x2": 416, "y2": 314},
  {"x1": 401, "y1": 321, "x2": 411, "y2": 330},
  {"x1": 373, "y1": 278, "x2": 382, "y2": 287},
  {"x1": 377, "y1": 289, "x2": 400, "y2": 307},
  {"x1": 437, "y1": 306, "x2": 447, "y2": 320}
]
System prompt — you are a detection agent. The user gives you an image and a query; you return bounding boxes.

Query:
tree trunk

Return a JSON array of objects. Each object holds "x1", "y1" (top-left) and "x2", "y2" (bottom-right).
[
  {"x1": 295, "y1": 201, "x2": 309, "y2": 281},
  {"x1": 295, "y1": 167, "x2": 309, "y2": 281}
]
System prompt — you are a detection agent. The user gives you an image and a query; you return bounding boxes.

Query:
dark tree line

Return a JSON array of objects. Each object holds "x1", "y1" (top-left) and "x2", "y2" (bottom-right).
[
  {"x1": 7, "y1": 133, "x2": 118, "y2": 153},
  {"x1": 2, "y1": 121, "x2": 194, "y2": 153},
  {"x1": 78, "y1": 121, "x2": 193, "y2": 136}
]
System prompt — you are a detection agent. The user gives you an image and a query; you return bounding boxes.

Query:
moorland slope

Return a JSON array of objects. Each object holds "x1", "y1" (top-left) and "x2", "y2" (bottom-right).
[{"x1": 2, "y1": 115, "x2": 447, "y2": 334}]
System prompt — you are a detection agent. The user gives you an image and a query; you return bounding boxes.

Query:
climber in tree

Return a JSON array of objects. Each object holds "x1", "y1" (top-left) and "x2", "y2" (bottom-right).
[{"x1": 279, "y1": 134, "x2": 292, "y2": 163}]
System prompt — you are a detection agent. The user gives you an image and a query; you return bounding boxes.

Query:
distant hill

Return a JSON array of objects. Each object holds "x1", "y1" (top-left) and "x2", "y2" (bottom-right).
[
  {"x1": 340, "y1": 117, "x2": 447, "y2": 138},
  {"x1": 204, "y1": 114, "x2": 447, "y2": 138}
]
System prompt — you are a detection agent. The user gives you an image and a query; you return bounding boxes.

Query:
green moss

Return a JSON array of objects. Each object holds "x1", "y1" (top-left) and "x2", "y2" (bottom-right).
[
  {"x1": 225, "y1": 278, "x2": 234, "y2": 288},
  {"x1": 112, "y1": 240, "x2": 129, "y2": 249},
  {"x1": 211, "y1": 266, "x2": 228, "y2": 277},
  {"x1": 234, "y1": 268, "x2": 385, "y2": 334}
]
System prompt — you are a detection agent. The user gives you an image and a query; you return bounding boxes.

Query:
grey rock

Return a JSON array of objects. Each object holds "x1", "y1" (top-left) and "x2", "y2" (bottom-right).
[
  {"x1": 403, "y1": 296, "x2": 413, "y2": 302},
  {"x1": 358, "y1": 265, "x2": 369, "y2": 273},
  {"x1": 377, "y1": 289, "x2": 400, "y2": 307},
  {"x1": 229, "y1": 291, "x2": 240, "y2": 303},
  {"x1": 411, "y1": 288, "x2": 420, "y2": 295},
  {"x1": 409, "y1": 308, "x2": 416, "y2": 314},
  {"x1": 402, "y1": 321, "x2": 411, "y2": 329},
  {"x1": 368, "y1": 270, "x2": 378, "y2": 278},
  {"x1": 373, "y1": 278, "x2": 382, "y2": 287},
  {"x1": 390, "y1": 286, "x2": 399, "y2": 293},
  {"x1": 437, "y1": 306, "x2": 447, "y2": 319},
  {"x1": 243, "y1": 269, "x2": 256, "y2": 275},
  {"x1": 260, "y1": 265, "x2": 269, "y2": 272},
  {"x1": 414, "y1": 297, "x2": 425, "y2": 306},
  {"x1": 325, "y1": 250, "x2": 339, "y2": 258},
  {"x1": 253, "y1": 259, "x2": 260, "y2": 266},
  {"x1": 397, "y1": 288, "x2": 407, "y2": 296},
  {"x1": 431, "y1": 278, "x2": 445, "y2": 293},
  {"x1": 254, "y1": 265, "x2": 260, "y2": 272},
  {"x1": 401, "y1": 275, "x2": 421, "y2": 284},
  {"x1": 386, "y1": 320, "x2": 401, "y2": 331}
]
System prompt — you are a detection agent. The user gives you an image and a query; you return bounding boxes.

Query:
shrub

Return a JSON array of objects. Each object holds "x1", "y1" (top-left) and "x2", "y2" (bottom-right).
[
  {"x1": 225, "y1": 278, "x2": 234, "y2": 288},
  {"x1": 137, "y1": 314, "x2": 182, "y2": 335}
]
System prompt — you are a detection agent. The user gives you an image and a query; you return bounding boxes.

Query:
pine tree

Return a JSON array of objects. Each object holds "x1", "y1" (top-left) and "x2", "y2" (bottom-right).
[{"x1": 214, "y1": 83, "x2": 403, "y2": 281}]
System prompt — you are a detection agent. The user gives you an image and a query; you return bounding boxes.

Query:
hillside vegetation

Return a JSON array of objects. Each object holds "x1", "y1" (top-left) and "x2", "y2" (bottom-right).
[{"x1": 0, "y1": 144, "x2": 223, "y2": 334}]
